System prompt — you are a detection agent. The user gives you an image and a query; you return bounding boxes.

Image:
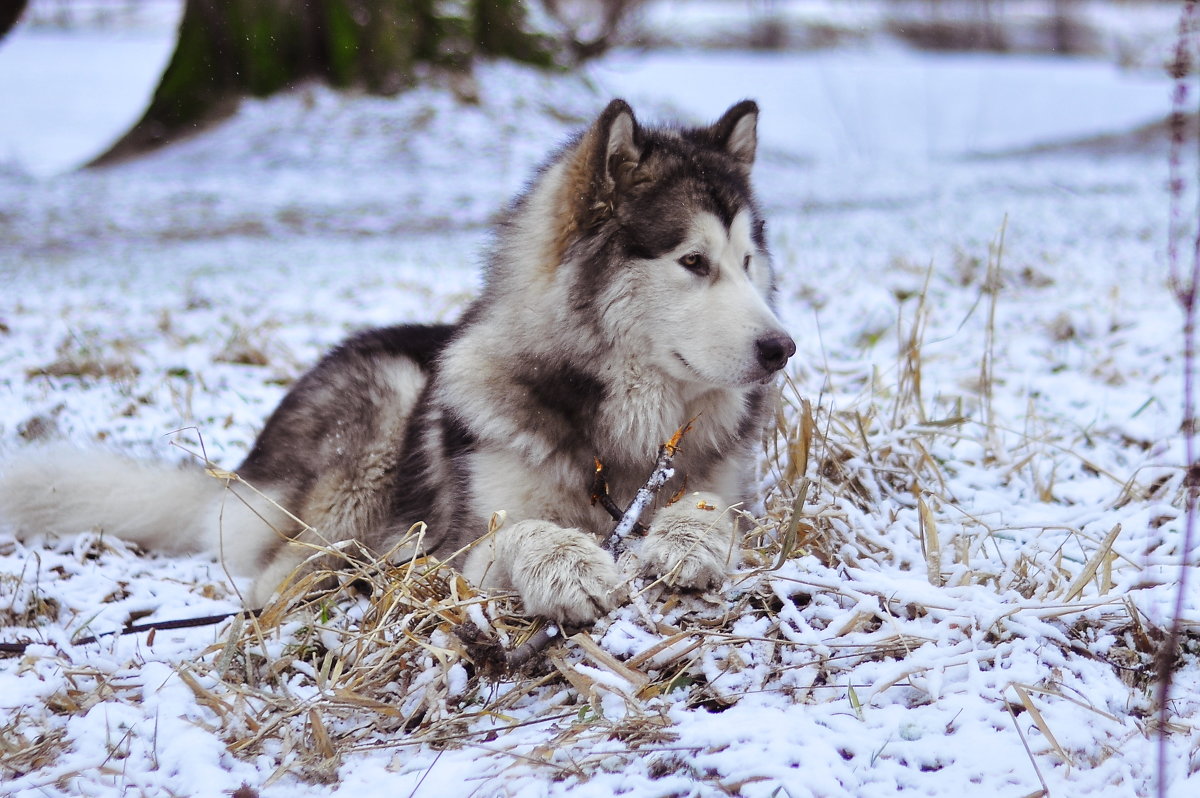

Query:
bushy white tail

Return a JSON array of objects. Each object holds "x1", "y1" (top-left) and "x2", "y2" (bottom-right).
[{"x1": 0, "y1": 444, "x2": 222, "y2": 556}]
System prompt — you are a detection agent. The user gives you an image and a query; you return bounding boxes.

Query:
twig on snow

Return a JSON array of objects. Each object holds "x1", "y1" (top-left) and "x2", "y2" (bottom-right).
[{"x1": 0, "y1": 609, "x2": 263, "y2": 657}]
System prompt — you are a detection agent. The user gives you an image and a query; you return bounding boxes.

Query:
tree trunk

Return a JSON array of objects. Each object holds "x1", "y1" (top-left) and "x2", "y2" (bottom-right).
[
  {"x1": 0, "y1": 0, "x2": 28, "y2": 41},
  {"x1": 92, "y1": 0, "x2": 553, "y2": 166}
]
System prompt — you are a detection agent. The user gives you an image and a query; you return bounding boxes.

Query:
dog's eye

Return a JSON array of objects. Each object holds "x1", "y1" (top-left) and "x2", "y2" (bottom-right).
[
  {"x1": 678, "y1": 253, "x2": 710, "y2": 276},
  {"x1": 743, "y1": 254, "x2": 752, "y2": 272}
]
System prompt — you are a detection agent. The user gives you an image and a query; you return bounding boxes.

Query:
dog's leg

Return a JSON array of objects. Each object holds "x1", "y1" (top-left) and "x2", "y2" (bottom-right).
[
  {"x1": 249, "y1": 543, "x2": 312, "y2": 606},
  {"x1": 640, "y1": 491, "x2": 735, "y2": 589},
  {"x1": 464, "y1": 519, "x2": 626, "y2": 625}
]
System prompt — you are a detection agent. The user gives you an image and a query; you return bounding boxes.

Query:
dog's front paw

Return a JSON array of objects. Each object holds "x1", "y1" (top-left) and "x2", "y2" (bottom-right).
[
  {"x1": 641, "y1": 493, "x2": 734, "y2": 590},
  {"x1": 508, "y1": 521, "x2": 627, "y2": 625}
]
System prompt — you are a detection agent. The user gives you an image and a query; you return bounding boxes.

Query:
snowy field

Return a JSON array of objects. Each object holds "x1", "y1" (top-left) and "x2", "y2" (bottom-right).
[{"x1": 2, "y1": 7, "x2": 1199, "y2": 798}]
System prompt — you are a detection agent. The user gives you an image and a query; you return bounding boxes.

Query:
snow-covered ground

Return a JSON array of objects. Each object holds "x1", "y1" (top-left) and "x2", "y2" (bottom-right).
[{"x1": 2, "y1": 7, "x2": 1199, "y2": 798}]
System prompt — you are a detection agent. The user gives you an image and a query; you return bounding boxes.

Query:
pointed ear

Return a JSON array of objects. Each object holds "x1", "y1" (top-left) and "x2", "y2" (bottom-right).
[
  {"x1": 590, "y1": 98, "x2": 642, "y2": 192},
  {"x1": 711, "y1": 100, "x2": 758, "y2": 166}
]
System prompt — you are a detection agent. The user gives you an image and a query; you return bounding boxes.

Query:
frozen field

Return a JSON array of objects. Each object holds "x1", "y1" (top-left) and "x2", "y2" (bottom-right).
[{"x1": 1, "y1": 12, "x2": 1198, "y2": 798}]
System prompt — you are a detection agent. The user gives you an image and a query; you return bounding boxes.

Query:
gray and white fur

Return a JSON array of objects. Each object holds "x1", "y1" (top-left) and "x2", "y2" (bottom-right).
[{"x1": 0, "y1": 99, "x2": 795, "y2": 624}]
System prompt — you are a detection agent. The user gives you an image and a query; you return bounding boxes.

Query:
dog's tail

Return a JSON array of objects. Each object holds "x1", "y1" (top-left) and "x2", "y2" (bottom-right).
[{"x1": 0, "y1": 444, "x2": 274, "y2": 570}]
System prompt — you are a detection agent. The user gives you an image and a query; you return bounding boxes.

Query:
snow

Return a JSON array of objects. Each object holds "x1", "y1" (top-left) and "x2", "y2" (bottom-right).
[
  {"x1": 0, "y1": 17, "x2": 180, "y2": 176},
  {"x1": 2, "y1": 4, "x2": 1200, "y2": 798},
  {"x1": 592, "y1": 48, "x2": 1174, "y2": 160}
]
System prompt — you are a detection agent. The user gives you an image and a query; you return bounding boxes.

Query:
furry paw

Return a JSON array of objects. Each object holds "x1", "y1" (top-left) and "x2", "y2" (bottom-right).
[
  {"x1": 640, "y1": 492, "x2": 734, "y2": 590},
  {"x1": 507, "y1": 521, "x2": 627, "y2": 625}
]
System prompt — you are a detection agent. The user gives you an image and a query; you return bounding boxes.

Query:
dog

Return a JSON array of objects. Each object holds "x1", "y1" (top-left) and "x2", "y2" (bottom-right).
[{"x1": 0, "y1": 99, "x2": 795, "y2": 625}]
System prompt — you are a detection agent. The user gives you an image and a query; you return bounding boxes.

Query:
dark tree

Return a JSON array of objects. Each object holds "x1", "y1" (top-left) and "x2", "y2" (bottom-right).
[
  {"x1": 0, "y1": 0, "x2": 28, "y2": 41},
  {"x1": 92, "y1": 0, "x2": 554, "y2": 165}
]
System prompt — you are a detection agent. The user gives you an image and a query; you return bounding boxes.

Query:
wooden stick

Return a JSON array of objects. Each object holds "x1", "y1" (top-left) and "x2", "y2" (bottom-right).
[
  {"x1": 590, "y1": 458, "x2": 646, "y2": 535},
  {"x1": 0, "y1": 609, "x2": 263, "y2": 656},
  {"x1": 605, "y1": 423, "x2": 690, "y2": 557}
]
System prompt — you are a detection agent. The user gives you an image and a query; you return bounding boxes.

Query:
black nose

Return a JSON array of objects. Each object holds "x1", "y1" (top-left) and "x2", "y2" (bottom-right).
[{"x1": 755, "y1": 332, "x2": 796, "y2": 373}]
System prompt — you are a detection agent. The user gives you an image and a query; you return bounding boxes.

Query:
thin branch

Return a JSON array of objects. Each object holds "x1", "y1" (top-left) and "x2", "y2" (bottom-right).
[
  {"x1": 591, "y1": 458, "x2": 646, "y2": 535},
  {"x1": 605, "y1": 423, "x2": 691, "y2": 557},
  {"x1": 0, "y1": 609, "x2": 262, "y2": 657},
  {"x1": 538, "y1": 0, "x2": 644, "y2": 63},
  {"x1": 1159, "y1": 5, "x2": 1200, "y2": 796}
]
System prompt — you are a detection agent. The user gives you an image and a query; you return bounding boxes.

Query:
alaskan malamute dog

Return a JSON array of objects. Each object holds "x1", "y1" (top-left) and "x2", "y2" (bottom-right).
[{"x1": 0, "y1": 99, "x2": 794, "y2": 624}]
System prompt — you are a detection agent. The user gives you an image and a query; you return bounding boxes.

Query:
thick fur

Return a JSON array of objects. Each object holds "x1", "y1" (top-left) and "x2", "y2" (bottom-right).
[{"x1": 0, "y1": 99, "x2": 795, "y2": 624}]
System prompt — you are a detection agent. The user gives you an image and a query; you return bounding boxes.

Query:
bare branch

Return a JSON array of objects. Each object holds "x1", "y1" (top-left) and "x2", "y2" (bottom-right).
[
  {"x1": 538, "y1": 0, "x2": 646, "y2": 63},
  {"x1": 1159, "y1": 4, "x2": 1200, "y2": 796},
  {"x1": 605, "y1": 423, "x2": 691, "y2": 557},
  {"x1": 591, "y1": 458, "x2": 647, "y2": 534},
  {"x1": 0, "y1": 609, "x2": 263, "y2": 657}
]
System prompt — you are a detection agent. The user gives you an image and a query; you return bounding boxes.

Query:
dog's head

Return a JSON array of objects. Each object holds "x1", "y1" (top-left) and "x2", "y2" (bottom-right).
[{"x1": 561, "y1": 99, "x2": 795, "y2": 388}]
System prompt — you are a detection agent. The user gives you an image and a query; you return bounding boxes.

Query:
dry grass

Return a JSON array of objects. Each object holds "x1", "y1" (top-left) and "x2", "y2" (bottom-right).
[
  {"x1": 213, "y1": 322, "x2": 299, "y2": 379},
  {"x1": 0, "y1": 548, "x2": 60, "y2": 630},
  {"x1": 26, "y1": 330, "x2": 141, "y2": 386},
  {"x1": 0, "y1": 713, "x2": 67, "y2": 780}
]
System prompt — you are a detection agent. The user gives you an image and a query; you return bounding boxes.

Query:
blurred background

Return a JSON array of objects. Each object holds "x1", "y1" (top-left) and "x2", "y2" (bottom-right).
[
  {"x1": 0, "y1": 0, "x2": 1188, "y2": 456},
  {"x1": 0, "y1": 0, "x2": 1185, "y2": 176}
]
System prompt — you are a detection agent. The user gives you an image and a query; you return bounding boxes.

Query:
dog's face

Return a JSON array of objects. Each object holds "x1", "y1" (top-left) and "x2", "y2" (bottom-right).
[
  {"x1": 569, "y1": 100, "x2": 795, "y2": 388},
  {"x1": 633, "y1": 207, "x2": 793, "y2": 387}
]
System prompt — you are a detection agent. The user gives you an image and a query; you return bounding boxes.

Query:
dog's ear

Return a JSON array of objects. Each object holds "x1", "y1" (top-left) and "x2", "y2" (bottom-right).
[
  {"x1": 711, "y1": 100, "x2": 758, "y2": 166},
  {"x1": 563, "y1": 100, "x2": 645, "y2": 235},
  {"x1": 590, "y1": 99, "x2": 643, "y2": 194}
]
